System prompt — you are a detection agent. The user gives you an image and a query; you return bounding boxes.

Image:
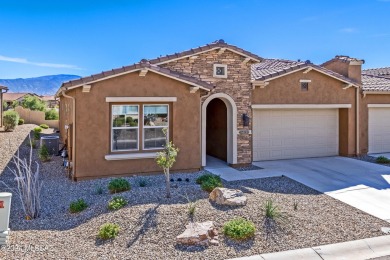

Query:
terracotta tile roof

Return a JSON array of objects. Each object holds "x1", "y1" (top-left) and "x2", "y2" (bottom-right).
[
  {"x1": 0, "y1": 85, "x2": 8, "y2": 90},
  {"x1": 40, "y1": 95, "x2": 56, "y2": 101},
  {"x1": 362, "y1": 74, "x2": 390, "y2": 92},
  {"x1": 60, "y1": 60, "x2": 214, "y2": 93},
  {"x1": 362, "y1": 67, "x2": 390, "y2": 78},
  {"x1": 321, "y1": 55, "x2": 365, "y2": 66},
  {"x1": 252, "y1": 58, "x2": 360, "y2": 87},
  {"x1": 148, "y1": 39, "x2": 262, "y2": 64},
  {"x1": 3, "y1": 92, "x2": 36, "y2": 101}
]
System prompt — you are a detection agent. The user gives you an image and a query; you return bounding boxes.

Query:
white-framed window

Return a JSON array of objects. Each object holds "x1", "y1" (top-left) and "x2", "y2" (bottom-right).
[
  {"x1": 213, "y1": 64, "x2": 228, "y2": 78},
  {"x1": 143, "y1": 104, "x2": 169, "y2": 150},
  {"x1": 111, "y1": 105, "x2": 139, "y2": 151}
]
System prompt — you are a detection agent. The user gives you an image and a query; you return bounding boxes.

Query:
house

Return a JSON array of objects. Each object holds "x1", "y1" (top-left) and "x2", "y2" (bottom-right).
[
  {"x1": 56, "y1": 40, "x2": 390, "y2": 180},
  {"x1": 0, "y1": 85, "x2": 9, "y2": 127},
  {"x1": 40, "y1": 95, "x2": 58, "y2": 108},
  {"x1": 363, "y1": 67, "x2": 390, "y2": 79},
  {"x1": 2, "y1": 92, "x2": 41, "y2": 109}
]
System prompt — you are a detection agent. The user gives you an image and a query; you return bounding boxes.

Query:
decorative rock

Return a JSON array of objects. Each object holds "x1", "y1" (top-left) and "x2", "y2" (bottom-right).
[
  {"x1": 176, "y1": 221, "x2": 218, "y2": 246},
  {"x1": 209, "y1": 188, "x2": 247, "y2": 206}
]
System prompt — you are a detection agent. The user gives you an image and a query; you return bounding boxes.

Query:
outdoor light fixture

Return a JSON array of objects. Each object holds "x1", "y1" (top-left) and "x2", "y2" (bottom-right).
[{"x1": 242, "y1": 113, "x2": 250, "y2": 126}]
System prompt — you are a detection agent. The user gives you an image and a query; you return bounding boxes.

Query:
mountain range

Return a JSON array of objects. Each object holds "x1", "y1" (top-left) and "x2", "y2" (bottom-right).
[{"x1": 0, "y1": 74, "x2": 81, "y2": 95}]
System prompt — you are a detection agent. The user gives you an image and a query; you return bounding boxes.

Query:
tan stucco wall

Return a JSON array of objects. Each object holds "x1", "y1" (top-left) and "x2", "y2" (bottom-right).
[
  {"x1": 15, "y1": 106, "x2": 59, "y2": 129},
  {"x1": 359, "y1": 94, "x2": 390, "y2": 154},
  {"x1": 252, "y1": 69, "x2": 357, "y2": 156},
  {"x1": 67, "y1": 71, "x2": 201, "y2": 179}
]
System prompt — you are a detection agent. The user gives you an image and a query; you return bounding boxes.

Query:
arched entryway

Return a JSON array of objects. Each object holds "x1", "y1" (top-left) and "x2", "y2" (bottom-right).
[{"x1": 202, "y1": 93, "x2": 237, "y2": 166}]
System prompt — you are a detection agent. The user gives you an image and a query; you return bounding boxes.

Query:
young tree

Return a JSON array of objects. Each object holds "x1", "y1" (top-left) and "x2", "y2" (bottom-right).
[
  {"x1": 156, "y1": 128, "x2": 179, "y2": 198},
  {"x1": 20, "y1": 95, "x2": 46, "y2": 111}
]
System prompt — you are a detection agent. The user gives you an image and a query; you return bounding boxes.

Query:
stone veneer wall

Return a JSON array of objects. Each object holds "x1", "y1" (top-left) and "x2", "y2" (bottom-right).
[{"x1": 160, "y1": 49, "x2": 255, "y2": 165}]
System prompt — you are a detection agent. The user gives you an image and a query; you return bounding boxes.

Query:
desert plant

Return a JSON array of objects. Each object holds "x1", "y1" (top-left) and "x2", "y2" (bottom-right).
[
  {"x1": 181, "y1": 193, "x2": 197, "y2": 217},
  {"x1": 98, "y1": 223, "x2": 120, "y2": 240},
  {"x1": 26, "y1": 138, "x2": 37, "y2": 149},
  {"x1": 264, "y1": 199, "x2": 284, "y2": 220},
  {"x1": 223, "y1": 218, "x2": 256, "y2": 241},
  {"x1": 156, "y1": 128, "x2": 179, "y2": 198},
  {"x1": 196, "y1": 173, "x2": 221, "y2": 185},
  {"x1": 293, "y1": 200, "x2": 298, "y2": 211},
  {"x1": 39, "y1": 124, "x2": 49, "y2": 129},
  {"x1": 138, "y1": 178, "x2": 147, "y2": 187},
  {"x1": 376, "y1": 156, "x2": 390, "y2": 164},
  {"x1": 3, "y1": 110, "x2": 19, "y2": 131},
  {"x1": 69, "y1": 199, "x2": 88, "y2": 213},
  {"x1": 0, "y1": 139, "x2": 42, "y2": 219},
  {"x1": 108, "y1": 178, "x2": 131, "y2": 193},
  {"x1": 18, "y1": 118, "x2": 24, "y2": 125},
  {"x1": 20, "y1": 95, "x2": 46, "y2": 111},
  {"x1": 108, "y1": 196, "x2": 128, "y2": 210},
  {"x1": 45, "y1": 109, "x2": 59, "y2": 120},
  {"x1": 38, "y1": 143, "x2": 50, "y2": 162},
  {"x1": 33, "y1": 127, "x2": 42, "y2": 140},
  {"x1": 198, "y1": 174, "x2": 223, "y2": 192},
  {"x1": 96, "y1": 186, "x2": 103, "y2": 195}
]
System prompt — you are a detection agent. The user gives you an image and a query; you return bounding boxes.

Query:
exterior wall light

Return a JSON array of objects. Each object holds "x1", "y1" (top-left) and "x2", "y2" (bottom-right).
[{"x1": 242, "y1": 113, "x2": 250, "y2": 127}]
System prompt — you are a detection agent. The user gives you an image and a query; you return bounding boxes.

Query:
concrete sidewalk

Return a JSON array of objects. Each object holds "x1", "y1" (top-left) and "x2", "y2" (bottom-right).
[{"x1": 230, "y1": 235, "x2": 390, "y2": 260}]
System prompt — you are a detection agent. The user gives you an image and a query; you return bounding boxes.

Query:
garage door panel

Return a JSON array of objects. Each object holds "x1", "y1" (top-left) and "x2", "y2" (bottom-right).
[
  {"x1": 253, "y1": 109, "x2": 339, "y2": 161},
  {"x1": 369, "y1": 108, "x2": 390, "y2": 154}
]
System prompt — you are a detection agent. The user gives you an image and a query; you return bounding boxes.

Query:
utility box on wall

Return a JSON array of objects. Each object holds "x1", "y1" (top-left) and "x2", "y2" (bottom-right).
[{"x1": 0, "y1": 192, "x2": 12, "y2": 245}]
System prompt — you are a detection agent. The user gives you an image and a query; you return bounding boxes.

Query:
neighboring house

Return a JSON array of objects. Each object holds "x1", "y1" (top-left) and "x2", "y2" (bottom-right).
[
  {"x1": 40, "y1": 95, "x2": 58, "y2": 108},
  {"x1": 2, "y1": 92, "x2": 41, "y2": 108},
  {"x1": 56, "y1": 40, "x2": 390, "y2": 180},
  {"x1": 0, "y1": 85, "x2": 9, "y2": 127},
  {"x1": 363, "y1": 67, "x2": 390, "y2": 79}
]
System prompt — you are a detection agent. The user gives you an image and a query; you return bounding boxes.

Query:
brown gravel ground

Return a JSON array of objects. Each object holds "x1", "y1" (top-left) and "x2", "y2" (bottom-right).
[{"x1": 0, "y1": 128, "x2": 389, "y2": 259}]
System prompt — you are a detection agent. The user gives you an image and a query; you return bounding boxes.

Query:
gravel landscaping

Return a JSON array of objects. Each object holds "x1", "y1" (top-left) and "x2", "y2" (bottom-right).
[
  {"x1": 0, "y1": 129, "x2": 389, "y2": 259},
  {"x1": 356, "y1": 155, "x2": 390, "y2": 167}
]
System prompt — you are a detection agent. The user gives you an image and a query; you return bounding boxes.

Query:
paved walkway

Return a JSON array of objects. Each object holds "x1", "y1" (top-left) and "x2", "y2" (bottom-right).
[
  {"x1": 205, "y1": 156, "x2": 390, "y2": 223},
  {"x1": 230, "y1": 235, "x2": 390, "y2": 260}
]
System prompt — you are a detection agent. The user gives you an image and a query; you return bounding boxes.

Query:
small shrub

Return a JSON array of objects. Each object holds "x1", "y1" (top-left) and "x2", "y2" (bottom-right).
[
  {"x1": 45, "y1": 109, "x2": 59, "y2": 120},
  {"x1": 223, "y1": 218, "x2": 256, "y2": 241},
  {"x1": 376, "y1": 156, "x2": 390, "y2": 164},
  {"x1": 33, "y1": 127, "x2": 42, "y2": 140},
  {"x1": 39, "y1": 124, "x2": 49, "y2": 129},
  {"x1": 38, "y1": 143, "x2": 50, "y2": 162},
  {"x1": 108, "y1": 178, "x2": 131, "y2": 194},
  {"x1": 199, "y1": 175, "x2": 223, "y2": 192},
  {"x1": 181, "y1": 193, "x2": 197, "y2": 217},
  {"x1": 108, "y1": 196, "x2": 128, "y2": 210},
  {"x1": 264, "y1": 199, "x2": 283, "y2": 220},
  {"x1": 138, "y1": 178, "x2": 147, "y2": 187},
  {"x1": 69, "y1": 199, "x2": 88, "y2": 213},
  {"x1": 98, "y1": 223, "x2": 120, "y2": 240},
  {"x1": 96, "y1": 186, "x2": 103, "y2": 195},
  {"x1": 196, "y1": 173, "x2": 221, "y2": 185},
  {"x1": 18, "y1": 118, "x2": 24, "y2": 125},
  {"x1": 293, "y1": 200, "x2": 298, "y2": 211},
  {"x1": 3, "y1": 111, "x2": 19, "y2": 131},
  {"x1": 26, "y1": 139, "x2": 37, "y2": 149}
]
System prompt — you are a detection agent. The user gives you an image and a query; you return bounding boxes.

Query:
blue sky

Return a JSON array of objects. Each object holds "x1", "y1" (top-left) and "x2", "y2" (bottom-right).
[{"x1": 0, "y1": 0, "x2": 389, "y2": 78}]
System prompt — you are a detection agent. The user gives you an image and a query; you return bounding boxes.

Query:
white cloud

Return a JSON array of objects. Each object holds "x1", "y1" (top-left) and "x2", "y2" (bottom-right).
[
  {"x1": 0, "y1": 55, "x2": 81, "y2": 69},
  {"x1": 339, "y1": 27, "x2": 358, "y2": 33}
]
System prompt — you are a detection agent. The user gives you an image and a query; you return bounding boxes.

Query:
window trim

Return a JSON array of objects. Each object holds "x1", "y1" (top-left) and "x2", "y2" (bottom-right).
[
  {"x1": 142, "y1": 104, "x2": 169, "y2": 151},
  {"x1": 111, "y1": 104, "x2": 140, "y2": 152},
  {"x1": 213, "y1": 64, "x2": 228, "y2": 78}
]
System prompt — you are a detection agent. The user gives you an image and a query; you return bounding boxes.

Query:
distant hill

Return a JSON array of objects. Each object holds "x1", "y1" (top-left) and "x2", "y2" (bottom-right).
[{"x1": 0, "y1": 74, "x2": 81, "y2": 95}]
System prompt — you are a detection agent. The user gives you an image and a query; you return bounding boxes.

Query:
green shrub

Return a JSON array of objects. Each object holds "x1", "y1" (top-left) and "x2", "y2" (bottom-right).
[
  {"x1": 138, "y1": 178, "x2": 147, "y2": 187},
  {"x1": 108, "y1": 178, "x2": 131, "y2": 194},
  {"x1": 3, "y1": 111, "x2": 19, "y2": 131},
  {"x1": 223, "y1": 218, "x2": 256, "y2": 241},
  {"x1": 39, "y1": 124, "x2": 49, "y2": 129},
  {"x1": 98, "y1": 223, "x2": 120, "y2": 240},
  {"x1": 69, "y1": 199, "x2": 88, "y2": 213},
  {"x1": 45, "y1": 109, "x2": 59, "y2": 120},
  {"x1": 33, "y1": 127, "x2": 42, "y2": 140},
  {"x1": 96, "y1": 186, "x2": 103, "y2": 195},
  {"x1": 20, "y1": 95, "x2": 46, "y2": 111},
  {"x1": 196, "y1": 173, "x2": 220, "y2": 184},
  {"x1": 108, "y1": 196, "x2": 128, "y2": 210},
  {"x1": 18, "y1": 118, "x2": 24, "y2": 125},
  {"x1": 376, "y1": 156, "x2": 390, "y2": 164},
  {"x1": 264, "y1": 199, "x2": 283, "y2": 220},
  {"x1": 197, "y1": 174, "x2": 223, "y2": 192},
  {"x1": 38, "y1": 143, "x2": 50, "y2": 162}
]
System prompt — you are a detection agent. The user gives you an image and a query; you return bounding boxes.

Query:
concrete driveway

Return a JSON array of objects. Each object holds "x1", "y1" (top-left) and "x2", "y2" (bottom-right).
[{"x1": 253, "y1": 157, "x2": 390, "y2": 222}]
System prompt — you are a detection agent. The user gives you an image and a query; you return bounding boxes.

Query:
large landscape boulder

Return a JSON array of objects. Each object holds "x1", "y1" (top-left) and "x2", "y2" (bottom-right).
[
  {"x1": 209, "y1": 187, "x2": 247, "y2": 206},
  {"x1": 176, "y1": 221, "x2": 219, "y2": 246}
]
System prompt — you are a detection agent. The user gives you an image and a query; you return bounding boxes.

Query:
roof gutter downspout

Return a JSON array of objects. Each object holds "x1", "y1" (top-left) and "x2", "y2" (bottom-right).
[
  {"x1": 61, "y1": 89, "x2": 76, "y2": 180},
  {"x1": 356, "y1": 87, "x2": 360, "y2": 155}
]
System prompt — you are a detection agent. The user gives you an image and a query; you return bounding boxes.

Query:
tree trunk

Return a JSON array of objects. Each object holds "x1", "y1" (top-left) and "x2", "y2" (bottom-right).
[{"x1": 165, "y1": 168, "x2": 171, "y2": 198}]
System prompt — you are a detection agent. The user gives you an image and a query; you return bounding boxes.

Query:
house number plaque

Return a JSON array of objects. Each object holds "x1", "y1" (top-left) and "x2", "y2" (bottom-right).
[
  {"x1": 239, "y1": 130, "x2": 251, "y2": 135},
  {"x1": 0, "y1": 201, "x2": 3, "y2": 208}
]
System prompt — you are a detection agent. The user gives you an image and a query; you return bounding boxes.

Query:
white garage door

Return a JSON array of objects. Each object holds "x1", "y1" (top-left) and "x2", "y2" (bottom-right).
[
  {"x1": 368, "y1": 108, "x2": 390, "y2": 153},
  {"x1": 253, "y1": 109, "x2": 339, "y2": 161}
]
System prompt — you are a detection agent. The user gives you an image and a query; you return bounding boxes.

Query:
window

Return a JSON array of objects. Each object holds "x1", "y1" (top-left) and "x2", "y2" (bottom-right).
[
  {"x1": 213, "y1": 64, "x2": 227, "y2": 78},
  {"x1": 143, "y1": 105, "x2": 169, "y2": 150},
  {"x1": 110, "y1": 104, "x2": 169, "y2": 152},
  {"x1": 112, "y1": 105, "x2": 139, "y2": 151},
  {"x1": 300, "y1": 80, "x2": 311, "y2": 91}
]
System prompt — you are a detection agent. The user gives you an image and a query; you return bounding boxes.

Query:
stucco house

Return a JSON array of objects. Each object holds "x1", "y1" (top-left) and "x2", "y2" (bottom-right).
[
  {"x1": 56, "y1": 40, "x2": 390, "y2": 180},
  {"x1": 3, "y1": 92, "x2": 41, "y2": 109}
]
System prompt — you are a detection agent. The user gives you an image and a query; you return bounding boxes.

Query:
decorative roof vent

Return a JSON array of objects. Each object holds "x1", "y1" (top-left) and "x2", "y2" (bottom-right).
[{"x1": 214, "y1": 39, "x2": 225, "y2": 44}]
